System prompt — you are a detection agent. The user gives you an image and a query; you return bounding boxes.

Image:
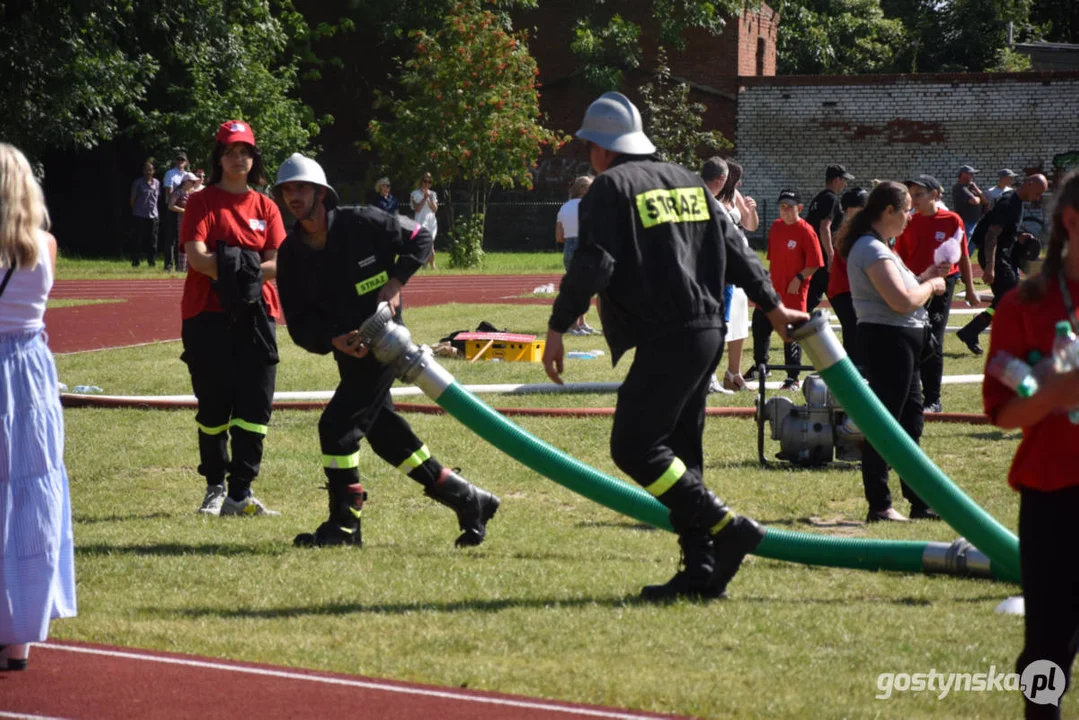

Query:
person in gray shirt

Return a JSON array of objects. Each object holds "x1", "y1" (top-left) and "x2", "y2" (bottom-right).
[
  {"x1": 838, "y1": 181, "x2": 948, "y2": 524},
  {"x1": 951, "y1": 164, "x2": 988, "y2": 239},
  {"x1": 129, "y1": 160, "x2": 160, "y2": 267}
]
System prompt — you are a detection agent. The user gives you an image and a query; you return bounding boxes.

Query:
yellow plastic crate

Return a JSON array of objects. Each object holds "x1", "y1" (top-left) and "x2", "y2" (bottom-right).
[{"x1": 458, "y1": 332, "x2": 545, "y2": 362}]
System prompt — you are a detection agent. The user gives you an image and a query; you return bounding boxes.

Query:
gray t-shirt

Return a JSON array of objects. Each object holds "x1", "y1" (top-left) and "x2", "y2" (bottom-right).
[{"x1": 847, "y1": 234, "x2": 927, "y2": 329}]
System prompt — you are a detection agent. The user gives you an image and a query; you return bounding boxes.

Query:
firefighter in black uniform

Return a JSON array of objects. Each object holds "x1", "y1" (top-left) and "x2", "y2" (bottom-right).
[
  {"x1": 273, "y1": 154, "x2": 500, "y2": 548},
  {"x1": 543, "y1": 93, "x2": 808, "y2": 601}
]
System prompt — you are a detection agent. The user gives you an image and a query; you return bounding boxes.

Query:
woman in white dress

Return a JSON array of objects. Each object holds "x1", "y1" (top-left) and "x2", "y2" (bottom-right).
[
  {"x1": 410, "y1": 171, "x2": 439, "y2": 269},
  {"x1": 715, "y1": 161, "x2": 758, "y2": 391}
]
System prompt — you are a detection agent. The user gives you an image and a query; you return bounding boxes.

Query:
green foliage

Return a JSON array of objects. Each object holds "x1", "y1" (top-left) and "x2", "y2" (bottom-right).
[
  {"x1": 0, "y1": 0, "x2": 340, "y2": 173},
  {"x1": 447, "y1": 213, "x2": 487, "y2": 269},
  {"x1": 637, "y1": 48, "x2": 731, "y2": 169},
  {"x1": 0, "y1": 2, "x2": 157, "y2": 160},
  {"x1": 771, "y1": 0, "x2": 907, "y2": 75},
  {"x1": 366, "y1": 0, "x2": 565, "y2": 268},
  {"x1": 569, "y1": 1, "x2": 744, "y2": 92}
]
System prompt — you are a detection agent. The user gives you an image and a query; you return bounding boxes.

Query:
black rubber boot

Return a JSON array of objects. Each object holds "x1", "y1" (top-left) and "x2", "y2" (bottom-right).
[
  {"x1": 294, "y1": 483, "x2": 366, "y2": 548},
  {"x1": 640, "y1": 531, "x2": 720, "y2": 601},
  {"x1": 711, "y1": 514, "x2": 765, "y2": 597},
  {"x1": 425, "y1": 468, "x2": 500, "y2": 547}
]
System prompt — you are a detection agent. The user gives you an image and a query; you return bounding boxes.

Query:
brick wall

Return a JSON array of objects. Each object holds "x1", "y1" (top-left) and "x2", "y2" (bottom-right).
[{"x1": 735, "y1": 72, "x2": 1079, "y2": 237}]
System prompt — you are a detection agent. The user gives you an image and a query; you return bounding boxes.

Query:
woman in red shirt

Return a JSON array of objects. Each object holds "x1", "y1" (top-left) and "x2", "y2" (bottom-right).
[
  {"x1": 180, "y1": 120, "x2": 286, "y2": 517},
  {"x1": 984, "y1": 170, "x2": 1079, "y2": 719}
]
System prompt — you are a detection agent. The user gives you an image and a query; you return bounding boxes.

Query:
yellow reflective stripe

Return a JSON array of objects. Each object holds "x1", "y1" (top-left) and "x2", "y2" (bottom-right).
[
  {"x1": 197, "y1": 421, "x2": 229, "y2": 436},
  {"x1": 355, "y1": 271, "x2": 389, "y2": 296},
  {"x1": 230, "y1": 418, "x2": 268, "y2": 436},
  {"x1": 710, "y1": 512, "x2": 736, "y2": 536},
  {"x1": 644, "y1": 458, "x2": 686, "y2": 498},
  {"x1": 397, "y1": 444, "x2": 432, "y2": 473},
  {"x1": 635, "y1": 187, "x2": 709, "y2": 229},
  {"x1": 348, "y1": 507, "x2": 362, "y2": 520},
  {"x1": 323, "y1": 452, "x2": 360, "y2": 470},
  {"x1": 986, "y1": 307, "x2": 995, "y2": 317}
]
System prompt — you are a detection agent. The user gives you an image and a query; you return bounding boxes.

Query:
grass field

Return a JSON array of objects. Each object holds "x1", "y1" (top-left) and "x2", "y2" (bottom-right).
[{"x1": 52, "y1": 301, "x2": 1031, "y2": 719}]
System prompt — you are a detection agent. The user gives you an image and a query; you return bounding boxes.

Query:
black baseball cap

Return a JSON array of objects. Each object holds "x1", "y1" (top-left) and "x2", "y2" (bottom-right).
[
  {"x1": 840, "y1": 187, "x2": 869, "y2": 210},
  {"x1": 175, "y1": 151, "x2": 188, "y2": 161},
  {"x1": 777, "y1": 189, "x2": 801, "y2": 205},
  {"x1": 905, "y1": 174, "x2": 943, "y2": 193},
  {"x1": 826, "y1": 164, "x2": 855, "y2": 182}
]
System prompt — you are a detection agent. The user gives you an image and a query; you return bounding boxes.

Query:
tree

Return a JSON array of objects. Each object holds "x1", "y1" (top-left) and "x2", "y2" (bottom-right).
[
  {"x1": 0, "y1": 0, "x2": 341, "y2": 173},
  {"x1": 637, "y1": 48, "x2": 731, "y2": 169},
  {"x1": 367, "y1": 0, "x2": 565, "y2": 267},
  {"x1": 770, "y1": 0, "x2": 907, "y2": 75},
  {"x1": 570, "y1": 1, "x2": 745, "y2": 91}
]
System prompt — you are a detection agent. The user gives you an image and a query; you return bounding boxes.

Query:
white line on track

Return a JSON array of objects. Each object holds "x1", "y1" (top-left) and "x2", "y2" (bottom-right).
[
  {"x1": 40, "y1": 644, "x2": 670, "y2": 720},
  {"x1": 0, "y1": 712, "x2": 71, "y2": 720}
]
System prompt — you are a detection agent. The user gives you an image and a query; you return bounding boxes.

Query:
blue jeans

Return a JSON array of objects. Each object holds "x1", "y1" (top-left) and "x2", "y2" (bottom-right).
[{"x1": 562, "y1": 237, "x2": 579, "y2": 271}]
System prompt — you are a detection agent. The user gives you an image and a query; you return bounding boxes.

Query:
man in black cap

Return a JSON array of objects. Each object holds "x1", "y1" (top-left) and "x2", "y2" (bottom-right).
[{"x1": 804, "y1": 164, "x2": 855, "y2": 312}]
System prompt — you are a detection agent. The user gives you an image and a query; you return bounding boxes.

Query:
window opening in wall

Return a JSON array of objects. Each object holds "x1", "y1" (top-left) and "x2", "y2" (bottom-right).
[{"x1": 756, "y1": 37, "x2": 766, "y2": 76}]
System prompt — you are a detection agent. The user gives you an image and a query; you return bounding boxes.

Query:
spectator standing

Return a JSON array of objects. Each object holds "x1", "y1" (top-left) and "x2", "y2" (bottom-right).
[
  {"x1": 180, "y1": 120, "x2": 285, "y2": 517},
  {"x1": 951, "y1": 164, "x2": 988, "y2": 239},
  {"x1": 826, "y1": 187, "x2": 868, "y2": 365},
  {"x1": 410, "y1": 172, "x2": 439, "y2": 269},
  {"x1": 160, "y1": 151, "x2": 189, "y2": 271},
  {"x1": 956, "y1": 174, "x2": 1050, "y2": 355},
  {"x1": 168, "y1": 172, "x2": 200, "y2": 272},
  {"x1": 894, "y1": 175, "x2": 980, "y2": 412},
  {"x1": 0, "y1": 143, "x2": 76, "y2": 671},
  {"x1": 839, "y1": 181, "x2": 946, "y2": 522},
  {"x1": 983, "y1": 170, "x2": 1079, "y2": 720},
  {"x1": 556, "y1": 175, "x2": 598, "y2": 335},
  {"x1": 987, "y1": 168, "x2": 1018, "y2": 210},
  {"x1": 128, "y1": 160, "x2": 159, "y2": 267},
  {"x1": 373, "y1": 177, "x2": 398, "y2": 214},
  {"x1": 804, "y1": 164, "x2": 855, "y2": 311},
  {"x1": 748, "y1": 190, "x2": 824, "y2": 391}
]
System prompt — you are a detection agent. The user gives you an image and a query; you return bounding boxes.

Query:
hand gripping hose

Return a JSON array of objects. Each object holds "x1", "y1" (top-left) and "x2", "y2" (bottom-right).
[{"x1": 359, "y1": 304, "x2": 1017, "y2": 583}]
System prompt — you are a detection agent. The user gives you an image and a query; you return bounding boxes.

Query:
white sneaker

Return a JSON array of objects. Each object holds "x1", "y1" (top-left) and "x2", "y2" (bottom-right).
[
  {"x1": 198, "y1": 485, "x2": 226, "y2": 515},
  {"x1": 579, "y1": 323, "x2": 601, "y2": 335},
  {"x1": 568, "y1": 326, "x2": 589, "y2": 336},
  {"x1": 708, "y1": 374, "x2": 733, "y2": 394},
  {"x1": 220, "y1": 494, "x2": 281, "y2": 517}
]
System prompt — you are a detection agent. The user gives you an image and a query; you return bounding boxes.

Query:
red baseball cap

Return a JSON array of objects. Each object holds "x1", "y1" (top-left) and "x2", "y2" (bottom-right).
[{"x1": 216, "y1": 120, "x2": 256, "y2": 147}]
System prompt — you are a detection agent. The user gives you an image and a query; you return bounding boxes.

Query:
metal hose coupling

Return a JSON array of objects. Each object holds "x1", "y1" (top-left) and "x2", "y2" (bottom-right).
[
  {"x1": 788, "y1": 310, "x2": 846, "y2": 373},
  {"x1": 922, "y1": 538, "x2": 993, "y2": 578},
  {"x1": 357, "y1": 302, "x2": 455, "y2": 399}
]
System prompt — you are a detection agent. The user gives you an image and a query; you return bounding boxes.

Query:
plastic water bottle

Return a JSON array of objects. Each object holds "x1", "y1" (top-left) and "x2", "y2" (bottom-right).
[
  {"x1": 986, "y1": 351, "x2": 1039, "y2": 398},
  {"x1": 1050, "y1": 321, "x2": 1079, "y2": 423}
]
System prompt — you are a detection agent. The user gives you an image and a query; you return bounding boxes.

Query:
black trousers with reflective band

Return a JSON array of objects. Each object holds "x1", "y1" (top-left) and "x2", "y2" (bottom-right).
[
  {"x1": 856, "y1": 323, "x2": 928, "y2": 513},
  {"x1": 319, "y1": 351, "x2": 427, "y2": 485},
  {"x1": 610, "y1": 327, "x2": 725, "y2": 521},
  {"x1": 182, "y1": 311, "x2": 277, "y2": 485},
  {"x1": 1018, "y1": 485, "x2": 1079, "y2": 719}
]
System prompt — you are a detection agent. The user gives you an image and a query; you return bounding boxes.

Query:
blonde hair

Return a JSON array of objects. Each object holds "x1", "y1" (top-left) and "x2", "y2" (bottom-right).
[
  {"x1": 0, "y1": 143, "x2": 49, "y2": 269},
  {"x1": 375, "y1": 177, "x2": 391, "y2": 193},
  {"x1": 568, "y1": 175, "x2": 593, "y2": 200}
]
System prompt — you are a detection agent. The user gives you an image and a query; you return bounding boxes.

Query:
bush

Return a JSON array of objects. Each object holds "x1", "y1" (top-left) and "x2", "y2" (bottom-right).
[{"x1": 448, "y1": 214, "x2": 486, "y2": 268}]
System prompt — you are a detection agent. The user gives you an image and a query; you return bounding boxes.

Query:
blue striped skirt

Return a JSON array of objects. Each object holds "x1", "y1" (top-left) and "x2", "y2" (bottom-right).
[{"x1": 0, "y1": 330, "x2": 76, "y2": 644}]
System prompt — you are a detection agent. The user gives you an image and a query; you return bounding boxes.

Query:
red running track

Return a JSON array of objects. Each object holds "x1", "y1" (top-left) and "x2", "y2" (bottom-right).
[
  {"x1": 0, "y1": 641, "x2": 686, "y2": 719},
  {"x1": 45, "y1": 275, "x2": 564, "y2": 354},
  {"x1": 45, "y1": 273, "x2": 989, "y2": 354}
]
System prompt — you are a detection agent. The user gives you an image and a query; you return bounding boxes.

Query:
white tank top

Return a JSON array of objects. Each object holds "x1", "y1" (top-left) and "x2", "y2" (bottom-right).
[{"x1": 0, "y1": 230, "x2": 53, "y2": 335}]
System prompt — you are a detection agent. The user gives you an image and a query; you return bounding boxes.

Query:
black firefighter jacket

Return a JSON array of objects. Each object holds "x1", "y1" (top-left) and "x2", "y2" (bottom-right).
[
  {"x1": 276, "y1": 206, "x2": 432, "y2": 355},
  {"x1": 549, "y1": 154, "x2": 781, "y2": 365},
  {"x1": 212, "y1": 243, "x2": 279, "y2": 363}
]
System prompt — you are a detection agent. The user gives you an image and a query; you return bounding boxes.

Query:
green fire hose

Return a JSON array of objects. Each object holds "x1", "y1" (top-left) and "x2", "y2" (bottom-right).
[{"x1": 359, "y1": 304, "x2": 1018, "y2": 583}]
